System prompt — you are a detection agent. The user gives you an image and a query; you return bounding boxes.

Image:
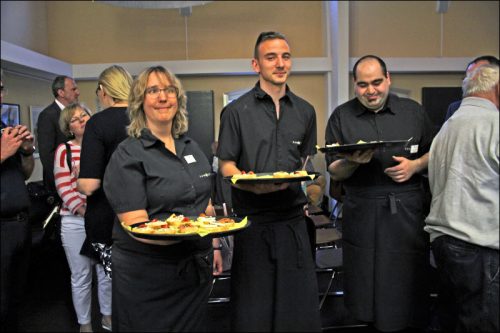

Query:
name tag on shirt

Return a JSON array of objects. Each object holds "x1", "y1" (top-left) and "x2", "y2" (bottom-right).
[
  {"x1": 184, "y1": 155, "x2": 196, "y2": 164},
  {"x1": 410, "y1": 145, "x2": 419, "y2": 154}
]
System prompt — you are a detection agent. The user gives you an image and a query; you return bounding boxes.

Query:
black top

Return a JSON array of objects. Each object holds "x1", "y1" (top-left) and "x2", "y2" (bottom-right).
[
  {"x1": 79, "y1": 106, "x2": 129, "y2": 244},
  {"x1": 103, "y1": 129, "x2": 212, "y2": 257},
  {"x1": 217, "y1": 82, "x2": 317, "y2": 218},
  {"x1": 37, "y1": 101, "x2": 67, "y2": 194},
  {"x1": 0, "y1": 122, "x2": 31, "y2": 216},
  {"x1": 325, "y1": 94, "x2": 435, "y2": 190}
]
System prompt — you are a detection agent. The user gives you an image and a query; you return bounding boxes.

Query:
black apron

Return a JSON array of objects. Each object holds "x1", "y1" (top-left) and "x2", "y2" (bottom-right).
[
  {"x1": 342, "y1": 184, "x2": 430, "y2": 331},
  {"x1": 112, "y1": 246, "x2": 213, "y2": 332},
  {"x1": 230, "y1": 215, "x2": 321, "y2": 332}
]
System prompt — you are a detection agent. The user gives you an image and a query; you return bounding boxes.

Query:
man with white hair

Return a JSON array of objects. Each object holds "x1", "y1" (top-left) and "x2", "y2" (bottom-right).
[{"x1": 425, "y1": 64, "x2": 499, "y2": 332}]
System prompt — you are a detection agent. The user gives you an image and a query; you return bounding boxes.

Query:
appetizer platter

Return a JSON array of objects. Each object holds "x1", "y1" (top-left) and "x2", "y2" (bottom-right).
[
  {"x1": 318, "y1": 140, "x2": 409, "y2": 154},
  {"x1": 225, "y1": 170, "x2": 319, "y2": 184},
  {"x1": 122, "y1": 214, "x2": 250, "y2": 240}
]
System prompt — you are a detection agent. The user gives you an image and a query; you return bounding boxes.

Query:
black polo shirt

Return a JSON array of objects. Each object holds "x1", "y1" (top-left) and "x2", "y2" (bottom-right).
[
  {"x1": 217, "y1": 82, "x2": 317, "y2": 218},
  {"x1": 0, "y1": 122, "x2": 31, "y2": 216},
  {"x1": 325, "y1": 94, "x2": 435, "y2": 189},
  {"x1": 104, "y1": 129, "x2": 213, "y2": 256}
]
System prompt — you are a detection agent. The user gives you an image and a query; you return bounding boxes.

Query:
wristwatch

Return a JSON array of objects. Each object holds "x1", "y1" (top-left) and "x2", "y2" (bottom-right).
[{"x1": 213, "y1": 244, "x2": 222, "y2": 251}]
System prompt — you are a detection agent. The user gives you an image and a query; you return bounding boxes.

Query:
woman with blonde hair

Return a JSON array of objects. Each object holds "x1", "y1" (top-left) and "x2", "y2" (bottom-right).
[
  {"x1": 103, "y1": 66, "x2": 222, "y2": 331},
  {"x1": 77, "y1": 65, "x2": 133, "y2": 330}
]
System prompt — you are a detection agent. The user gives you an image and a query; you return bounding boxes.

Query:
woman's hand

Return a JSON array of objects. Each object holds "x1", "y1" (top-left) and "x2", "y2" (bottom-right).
[
  {"x1": 212, "y1": 238, "x2": 224, "y2": 275},
  {"x1": 119, "y1": 210, "x2": 180, "y2": 246},
  {"x1": 213, "y1": 249, "x2": 223, "y2": 275}
]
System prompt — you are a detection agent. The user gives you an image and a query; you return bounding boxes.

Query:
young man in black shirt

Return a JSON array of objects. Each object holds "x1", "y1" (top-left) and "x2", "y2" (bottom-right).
[{"x1": 217, "y1": 31, "x2": 321, "y2": 332}]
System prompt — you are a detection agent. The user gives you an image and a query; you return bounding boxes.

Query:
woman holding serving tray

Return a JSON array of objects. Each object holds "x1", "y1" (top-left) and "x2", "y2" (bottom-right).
[{"x1": 103, "y1": 66, "x2": 223, "y2": 331}]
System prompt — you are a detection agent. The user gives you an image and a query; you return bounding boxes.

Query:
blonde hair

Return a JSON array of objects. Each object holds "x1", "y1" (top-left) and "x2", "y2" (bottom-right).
[
  {"x1": 98, "y1": 65, "x2": 133, "y2": 103},
  {"x1": 127, "y1": 66, "x2": 188, "y2": 138},
  {"x1": 59, "y1": 102, "x2": 92, "y2": 137}
]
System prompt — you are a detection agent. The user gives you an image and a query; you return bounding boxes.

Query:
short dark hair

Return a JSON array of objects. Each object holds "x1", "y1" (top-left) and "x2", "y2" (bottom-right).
[
  {"x1": 52, "y1": 75, "x2": 70, "y2": 98},
  {"x1": 352, "y1": 55, "x2": 388, "y2": 81},
  {"x1": 467, "y1": 55, "x2": 499, "y2": 70},
  {"x1": 254, "y1": 31, "x2": 288, "y2": 59}
]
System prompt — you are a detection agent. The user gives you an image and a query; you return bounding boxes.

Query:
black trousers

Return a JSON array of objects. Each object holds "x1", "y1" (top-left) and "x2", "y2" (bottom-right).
[{"x1": 0, "y1": 216, "x2": 31, "y2": 332}]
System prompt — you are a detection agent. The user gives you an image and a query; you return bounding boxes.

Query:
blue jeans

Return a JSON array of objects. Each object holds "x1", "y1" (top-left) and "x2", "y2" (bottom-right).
[{"x1": 432, "y1": 235, "x2": 499, "y2": 332}]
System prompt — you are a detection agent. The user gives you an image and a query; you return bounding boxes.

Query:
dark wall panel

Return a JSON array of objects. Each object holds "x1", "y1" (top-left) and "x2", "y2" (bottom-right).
[
  {"x1": 421, "y1": 87, "x2": 462, "y2": 132},
  {"x1": 186, "y1": 91, "x2": 214, "y2": 161}
]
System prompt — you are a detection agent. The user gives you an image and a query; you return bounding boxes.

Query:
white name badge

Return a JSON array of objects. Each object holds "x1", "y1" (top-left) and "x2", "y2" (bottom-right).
[
  {"x1": 410, "y1": 145, "x2": 419, "y2": 154},
  {"x1": 184, "y1": 155, "x2": 196, "y2": 164}
]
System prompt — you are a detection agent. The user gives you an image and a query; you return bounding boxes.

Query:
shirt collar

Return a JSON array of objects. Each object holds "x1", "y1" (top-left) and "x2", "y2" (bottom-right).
[
  {"x1": 55, "y1": 99, "x2": 65, "y2": 111},
  {"x1": 253, "y1": 81, "x2": 292, "y2": 103},
  {"x1": 139, "y1": 128, "x2": 190, "y2": 154}
]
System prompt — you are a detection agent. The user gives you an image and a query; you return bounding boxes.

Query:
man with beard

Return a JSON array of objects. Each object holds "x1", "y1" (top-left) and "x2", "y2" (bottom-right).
[{"x1": 325, "y1": 55, "x2": 435, "y2": 332}]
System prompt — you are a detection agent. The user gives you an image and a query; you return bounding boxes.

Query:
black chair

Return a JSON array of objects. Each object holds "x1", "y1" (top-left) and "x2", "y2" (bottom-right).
[
  {"x1": 208, "y1": 271, "x2": 231, "y2": 304},
  {"x1": 316, "y1": 246, "x2": 343, "y2": 310}
]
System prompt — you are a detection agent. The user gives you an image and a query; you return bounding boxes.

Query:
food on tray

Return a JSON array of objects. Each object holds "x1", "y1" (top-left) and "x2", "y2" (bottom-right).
[
  {"x1": 123, "y1": 214, "x2": 242, "y2": 236},
  {"x1": 325, "y1": 140, "x2": 373, "y2": 148},
  {"x1": 293, "y1": 170, "x2": 309, "y2": 177},
  {"x1": 232, "y1": 170, "x2": 313, "y2": 181},
  {"x1": 232, "y1": 171, "x2": 258, "y2": 179},
  {"x1": 324, "y1": 142, "x2": 340, "y2": 148},
  {"x1": 166, "y1": 213, "x2": 190, "y2": 227}
]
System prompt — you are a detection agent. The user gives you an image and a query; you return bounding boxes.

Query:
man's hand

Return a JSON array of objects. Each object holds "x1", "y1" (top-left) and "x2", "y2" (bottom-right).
[
  {"x1": 384, "y1": 155, "x2": 419, "y2": 183},
  {"x1": 15, "y1": 125, "x2": 35, "y2": 153},
  {"x1": 1, "y1": 126, "x2": 23, "y2": 162}
]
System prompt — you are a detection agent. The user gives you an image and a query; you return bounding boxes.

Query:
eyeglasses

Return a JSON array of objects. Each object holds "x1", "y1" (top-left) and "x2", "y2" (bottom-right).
[
  {"x1": 145, "y1": 85, "x2": 179, "y2": 98},
  {"x1": 0, "y1": 86, "x2": 7, "y2": 96},
  {"x1": 70, "y1": 113, "x2": 89, "y2": 124}
]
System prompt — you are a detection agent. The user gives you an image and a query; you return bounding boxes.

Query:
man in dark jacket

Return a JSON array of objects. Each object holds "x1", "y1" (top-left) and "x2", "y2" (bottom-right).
[{"x1": 37, "y1": 75, "x2": 79, "y2": 197}]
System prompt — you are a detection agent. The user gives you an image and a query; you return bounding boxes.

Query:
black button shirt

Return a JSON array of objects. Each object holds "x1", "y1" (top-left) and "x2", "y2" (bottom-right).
[
  {"x1": 325, "y1": 94, "x2": 435, "y2": 189},
  {"x1": 104, "y1": 129, "x2": 213, "y2": 256},
  {"x1": 217, "y1": 82, "x2": 317, "y2": 217}
]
